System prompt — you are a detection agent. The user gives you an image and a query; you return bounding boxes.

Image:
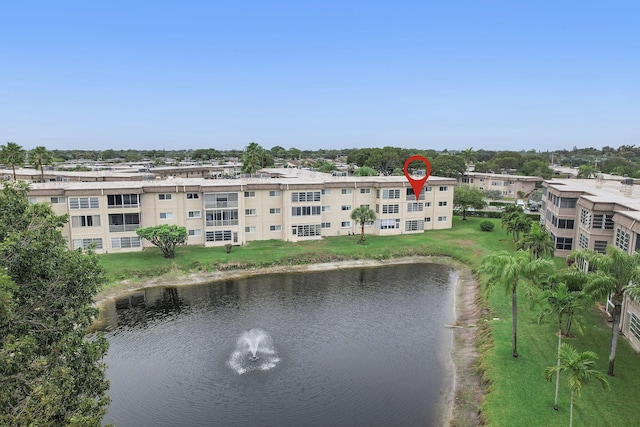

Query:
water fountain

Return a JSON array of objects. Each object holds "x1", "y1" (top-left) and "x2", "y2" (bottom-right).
[{"x1": 227, "y1": 328, "x2": 280, "y2": 374}]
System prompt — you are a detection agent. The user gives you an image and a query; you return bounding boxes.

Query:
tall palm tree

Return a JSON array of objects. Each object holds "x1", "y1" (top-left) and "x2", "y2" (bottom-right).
[
  {"x1": 0, "y1": 142, "x2": 26, "y2": 180},
  {"x1": 241, "y1": 142, "x2": 264, "y2": 176},
  {"x1": 479, "y1": 250, "x2": 554, "y2": 357},
  {"x1": 538, "y1": 282, "x2": 589, "y2": 410},
  {"x1": 350, "y1": 206, "x2": 376, "y2": 243},
  {"x1": 574, "y1": 245, "x2": 640, "y2": 376},
  {"x1": 517, "y1": 223, "x2": 554, "y2": 258},
  {"x1": 29, "y1": 146, "x2": 54, "y2": 182},
  {"x1": 505, "y1": 212, "x2": 531, "y2": 243},
  {"x1": 544, "y1": 343, "x2": 609, "y2": 427}
]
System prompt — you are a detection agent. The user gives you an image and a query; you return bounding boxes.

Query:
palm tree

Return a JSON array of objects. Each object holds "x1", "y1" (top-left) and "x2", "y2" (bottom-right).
[
  {"x1": 29, "y1": 146, "x2": 54, "y2": 182},
  {"x1": 505, "y1": 212, "x2": 531, "y2": 243},
  {"x1": 517, "y1": 223, "x2": 554, "y2": 258},
  {"x1": 574, "y1": 245, "x2": 640, "y2": 376},
  {"x1": 576, "y1": 164, "x2": 598, "y2": 179},
  {"x1": 479, "y1": 250, "x2": 554, "y2": 357},
  {"x1": 544, "y1": 343, "x2": 609, "y2": 427},
  {"x1": 241, "y1": 142, "x2": 264, "y2": 176},
  {"x1": 538, "y1": 282, "x2": 589, "y2": 410},
  {"x1": 0, "y1": 142, "x2": 26, "y2": 180},
  {"x1": 350, "y1": 206, "x2": 376, "y2": 243}
]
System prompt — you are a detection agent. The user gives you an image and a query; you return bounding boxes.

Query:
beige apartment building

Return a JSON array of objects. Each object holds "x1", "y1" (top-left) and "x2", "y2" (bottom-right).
[
  {"x1": 541, "y1": 177, "x2": 640, "y2": 351},
  {"x1": 26, "y1": 170, "x2": 455, "y2": 254},
  {"x1": 459, "y1": 172, "x2": 540, "y2": 199}
]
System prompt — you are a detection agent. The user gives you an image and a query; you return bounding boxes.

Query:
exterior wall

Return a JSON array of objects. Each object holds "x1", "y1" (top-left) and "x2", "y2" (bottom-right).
[
  {"x1": 459, "y1": 172, "x2": 539, "y2": 199},
  {"x1": 26, "y1": 175, "x2": 456, "y2": 253},
  {"x1": 621, "y1": 297, "x2": 640, "y2": 352}
]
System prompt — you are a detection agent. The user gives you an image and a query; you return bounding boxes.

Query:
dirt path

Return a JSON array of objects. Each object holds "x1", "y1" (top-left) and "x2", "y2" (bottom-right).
[{"x1": 95, "y1": 256, "x2": 484, "y2": 426}]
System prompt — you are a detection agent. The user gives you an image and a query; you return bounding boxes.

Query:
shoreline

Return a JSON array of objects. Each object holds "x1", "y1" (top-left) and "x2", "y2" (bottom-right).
[{"x1": 95, "y1": 256, "x2": 483, "y2": 426}]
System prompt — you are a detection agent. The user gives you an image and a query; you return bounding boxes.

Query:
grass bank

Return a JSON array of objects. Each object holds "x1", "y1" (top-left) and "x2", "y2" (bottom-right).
[{"x1": 98, "y1": 217, "x2": 640, "y2": 426}]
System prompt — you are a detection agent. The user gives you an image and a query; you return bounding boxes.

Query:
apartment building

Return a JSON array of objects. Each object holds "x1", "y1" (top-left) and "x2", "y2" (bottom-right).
[
  {"x1": 459, "y1": 172, "x2": 539, "y2": 199},
  {"x1": 26, "y1": 170, "x2": 455, "y2": 253},
  {"x1": 541, "y1": 177, "x2": 640, "y2": 351}
]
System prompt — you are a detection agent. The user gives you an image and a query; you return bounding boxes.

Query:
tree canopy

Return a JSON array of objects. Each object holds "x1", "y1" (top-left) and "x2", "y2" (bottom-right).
[
  {"x1": 136, "y1": 224, "x2": 189, "y2": 258},
  {"x1": 0, "y1": 181, "x2": 109, "y2": 426},
  {"x1": 350, "y1": 206, "x2": 376, "y2": 243},
  {"x1": 453, "y1": 185, "x2": 487, "y2": 220}
]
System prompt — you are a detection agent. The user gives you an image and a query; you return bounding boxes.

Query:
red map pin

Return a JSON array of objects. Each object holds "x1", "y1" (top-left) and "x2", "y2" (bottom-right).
[{"x1": 403, "y1": 155, "x2": 432, "y2": 201}]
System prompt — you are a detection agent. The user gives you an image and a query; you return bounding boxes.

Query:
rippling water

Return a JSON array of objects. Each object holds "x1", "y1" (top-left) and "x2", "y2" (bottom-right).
[{"x1": 98, "y1": 263, "x2": 456, "y2": 427}]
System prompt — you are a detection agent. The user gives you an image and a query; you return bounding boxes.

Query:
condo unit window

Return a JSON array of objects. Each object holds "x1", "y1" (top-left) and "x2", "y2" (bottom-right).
[
  {"x1": 245, "y1": 226, "x2": 256, "y2": 233},
  {"x1": 594, "y1": 240, "x2": 608, "y2": 254},
  {"x1": 630, "y1": 313, "x2": 640, "y2": 341},
  {"x1": 269, "y1": 190, "x2": 281, "y2": 197},
  {"x1": 158, "y1": 193, "x2": 172, "y2": 200},
  {"x1": 559, "y1": 198, "x2": 577, "y2": 208},
  {"x1": 291, "y1": 224, "x2": 322, "y2": 236},
  {"x1": 555, "y1": 237, "x2": 573, "y2": 250},
  {"x1": 188, "y1": 229, "x2": 202, "y2": 236},
  {"x1": 244, "y1": 191, "x2": 256, "y2": 198},
  {"x1": 245, "y1": 209, "x2": 257, "y2": 216},
  {"x1": 381, "y1": 204, "x2": 399, "y2": 214},
  {"x1": 438, "y1": 216, "x2": 447, "y2": 222},
  {"x1": 50, "y1": 196, "x2": 65, "y2": 204},
  {"x1": 270, "y1": 225, "x2": 282, "y2": 231},
  {"x1": 592, "y1": 214, "x2": 614, "y2": 230},
  {"x1": 341, "y1": 188, "x2": 352, "y2": 195},
  {"x1": 322, "y1": 206, "x2": 331, "y2": 212},
  {"x1": 321, "y1": 222, "x2": 331, "y2": 228},
  {"x1": 580, "y1": 209, "x2": 592, "y2": 228},
  {"x1": 109, "y1": 213, "x2": 141, "y2": 232},
  {"x1": 425, "y1": 217, "x2": 431, "y2": 222},
  {"x1": 438, "y1": 201, "x2": 447, "y2": 207},
  {"x1": 407, "y1": 202, "x2": 424, "y2": 212},
  {"x1": 111, "y1": 236, "x2": 141, "y2": 249},
  {"x1": 205, "y1": 230, "x2": 232, "y2": 242},
  {"x1": 341, "y1": 205, "x2": 352, "y2": 211},
  {"x1": 71, "y1": 215, "x2": 101, "y2": 228},
  {"x1": 291, "y1": 191, "x2": 321, "y2": 202},
  {"x1": 186, "y1": 193, "x2": 200, "y2": 199},
  {"x1": 204, "y1": 192, "x2": 238, "y2": 209},
  {"x1": 439, "y1": 186, "x2": 448, "y2": 192},
  {"x1": 188, "y1": 210, "x2": 202, "y2": 218},
  {"x1": 405, "y1": 220, "x2": 424, "y2": 231},
  {"x1": 360, "y1": 204, "x2": 370, "y2": 209},
  {"x1": 615, "y1": 228, "x2": 630, "y2": 251},
  {"x1": 340, "y1": 221, "x2": 352, "y2": 228},
  {"x1": 269, "y1": 208, "x2": 281, "y2": 214},
  {"x1": 406, "y1": 188, "x2": 425, "y2": 200},
  {"x1": 159, "y1": 212, "x2": 173, "y2": 220},
  {"x1": 107, "y1": 194, "x2": 140, "y2": 208},
  {"x1": 321, "y1": 189, "x2": 330, "y2": 195},
  {"x1": 376, "y1": 218, "x2": 400, "y2": 229},
  {"x1": 205, "y1": 209, "x2": 239, "y2": 227},
  {"x1": 72, "y1": 238, "x2": 103, "y2": 250},
  {"x1": 579, "y1": 233, "x2": 589, "y2": 249},
  {"x1": 360, "y1": 188, "x2": 371, "y2": 194},
  {"x1": 69, "y1": 197, "x2": 99, "y2": 210},
  {"x1": 381, "y1": 189, "x2": 400, "y2": 199},
  {"x1": 292, "y1": 206, "x2": 322, "y2": 216}
]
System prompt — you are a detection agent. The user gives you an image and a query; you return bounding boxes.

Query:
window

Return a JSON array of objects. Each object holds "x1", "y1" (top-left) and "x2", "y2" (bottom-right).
[
  {"x1": 555, "y1": 237, "x2": 573, "y2": 250},
  {"x1": 425, "y1": 202, "x2": 432, "y2": 207},
  {"x1": 292, "y1": 206, "x2": 322, "y2": 216},
  {"x1": 245, "y1": 226, "x2": 256, "y2": 233},
  {"x1": 630, "y1": 313, "x2": 640, "y2": 341},
  {"x1": 188, "y1": 229, "x2": 202, "y2": 236},
  {"x1": 50, "y1": 196, "x2": 65, "y2": 204},
  {"x1": 188, "y1": 210, "x2": 202, "y2": 218},
  {"x1": 580, "y1": 209, "x2": 592, "y2": 228},
  {"x1": 381, "y1": 204, "x2": 399, "y2": 214},
  {"x1": 322, "y1": 206, "x2": 331, "y2": 212},
  {"x1": 360, "y1": 188, "x2": 371, "y2": 194},
  {"x1": 69, "y1": 197, "x2": 99, "y2": 210},
  {"x1": 438, "y1": 216, "x2": 447, "y2": 222},
  {"x1": 425, "y1": 217, "x2": 431, "y2": 222},
  {"x1": 341, "y1": 205, "x2": 352, "y2": 211},
  {"x1": 291, "y1": 191, "x2": 321, "y2": 202},
  {"x1": 594, "y1": 240, "x2": 608, "y2": 254},
  {"x1": 291, "y1": 224, "x2": 322, "y2": 236},
  {"x1": 425, "y1": 186, "x2": 432, "y2": 192},
  {"x1": 269, "y1": 208, "x2": 281, "y2": 214},
  {"x1": 321, "y1": 222, "x2": 331, "y2": 228},
  {"x1": 579, "y1": 233, "x2": 589, "y2": 249},
  {"x1": 560, "y1": 198, "x2": 577, "y2": 208},
  {"x1": 204, "y1": 192, "x2": 238, "y2": 209},
  {"x1": 205, "y1": 230, "x2": 232, "y2": 242},
  {"x1": 406, "y1": 188, "x2": 425, "y2": 200},
  {"x1": 341, "y1": 221, "x2": 352, "y2": 228},
  {"x1": 245, "y1": 209, "x2": 257, "y2": 216},
  {"x1": 557, "y1": 219, "x2": 575, "y2": 229},
  {"x1": 438, "y1": 201, "x2": 447, "y2": 207},
  {"x1": 28, "y1": 197, "x2": 37, "y2": 204},
  {"x1": 109, "y1": 213, "x2": 141, "y2": 232},
  {"x1": 159, "y1": 212, "x2": 173, "y2": 220},
  {"x1": 376, "y1": 218, "x2": 400, "y2": 229},
  {"x1": 407, "y1": 202, "x2": 424, "y2": 212},
  {"x1": 244, "y1": 191, "x2": 256, "y2": 198},
  {"x1": 593, "y1": 214, "x2": 614, "y2": 230},
  {"x1": 269, "y1": 225, "x2": 282, "y2": 231},
  {"x1": 111, "y1": 236, "x2": 141, "y2": 249},
  {"x1": 269, "y1": 190, "x2": 281, "y2": 197},
  {"x1": 341, "y1": 188, "x2": 352, "y2": 195},
  {"x1": 71, "y1": 215, "x2": 101, "y2": 228},
  {"x1": 381, "y1": 189, "x2": 400, "y2": 199},
  {"x1": 405, "y1": 220, "x2": 424, "y2": 231},
  {"x1": 186, "y1": 193, "x2": 199, "y2": 199},
  {"x1": 72, "y1": 238, "x2": 103, "y2": 250},
  {"x1": 107, "y1": 194, "x2": 140, "y2": 208},
  {"x1": 439, "y1": 186, "x2": 448, "y2": 191},
  {"x1": 205, "y1": 209, "x2": 239, "y2": 226},
  {"x1": 321, "y1": 189, "x2": 330, "y2": 195},
  {"x1": 158, "y1": 193, "x2": 172, "y2": 201},
  {"x1": 615, "y1": 228, "x2": 630, "y2": 251},
  {"x1": 360, "y1": 204, "x2": 370, "y2": 209}
]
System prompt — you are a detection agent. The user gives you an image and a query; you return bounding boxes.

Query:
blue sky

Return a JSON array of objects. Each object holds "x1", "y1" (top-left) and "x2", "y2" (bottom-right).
[{"x1": 1, "y1": 1, "x2": 638, "y2": 152}]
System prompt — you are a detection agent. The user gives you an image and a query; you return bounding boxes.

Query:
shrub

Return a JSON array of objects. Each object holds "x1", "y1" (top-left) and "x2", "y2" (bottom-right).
[
  {"x1": 224, "y1": 243, "x2": 233, "y2": 253},
  {"x1": 479, "y1": 220, "x2": 495, "y2": 232}
]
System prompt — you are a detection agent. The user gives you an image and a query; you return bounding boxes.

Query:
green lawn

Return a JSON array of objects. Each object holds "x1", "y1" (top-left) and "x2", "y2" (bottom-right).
[{"x1": 98, "y1": 217, "x2": 640, "y2": 426}]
